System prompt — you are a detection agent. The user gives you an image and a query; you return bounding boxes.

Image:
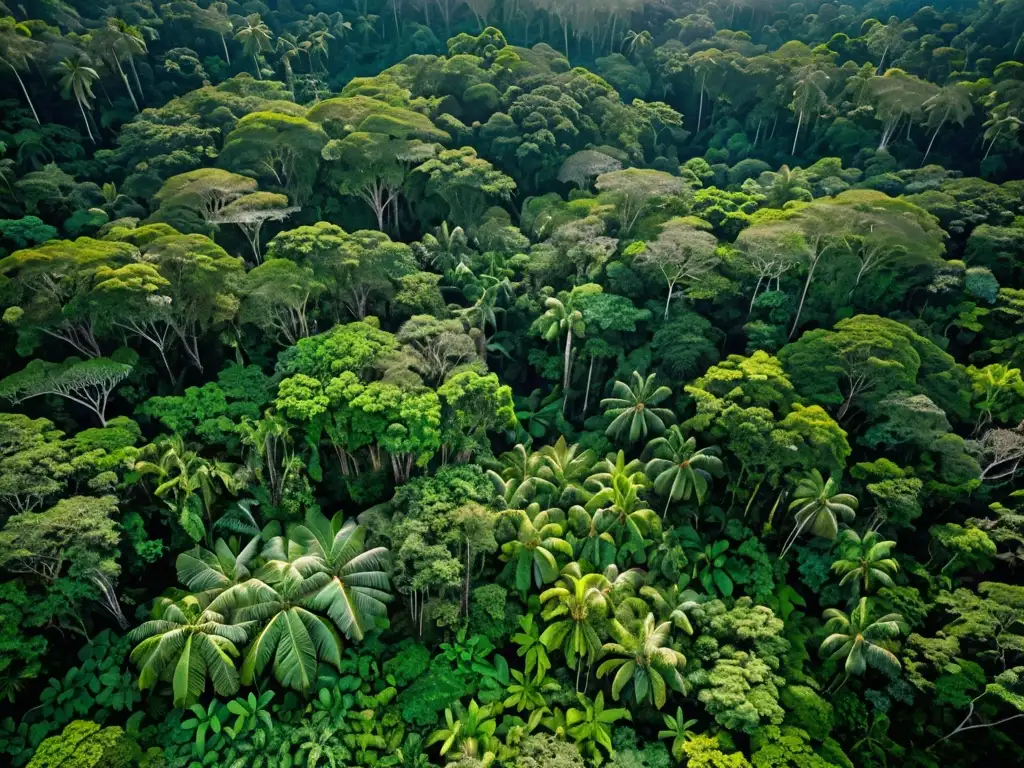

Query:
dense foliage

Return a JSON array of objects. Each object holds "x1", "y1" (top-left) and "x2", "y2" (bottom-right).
[{"x1": 1, "y1": 1, "x2": 1024, "y2": 768}]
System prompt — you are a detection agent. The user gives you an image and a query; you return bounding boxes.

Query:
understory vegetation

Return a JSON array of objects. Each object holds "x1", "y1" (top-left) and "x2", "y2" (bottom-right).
[{"x1": 1, "y1": 1, "x2": 1024, "y2": 767}]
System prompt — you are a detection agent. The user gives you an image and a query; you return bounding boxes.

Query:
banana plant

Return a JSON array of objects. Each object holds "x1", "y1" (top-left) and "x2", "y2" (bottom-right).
[
  {"x1": 565, "y1": 691, "x2": 631, "y2": 761},
  {"x1": 658, "y1": 706, "x2": 699, "y2": 761},
  {"x1": 224, "y1": 690, "x2": 274, "y2": 739},
  {"x1": 511, "y1": 613, "x2": 551, "y2": 679},
  {"x1": 181, "y1": 700, "x2": 224, "y2": 757},
  {"x1": 503, "y1": 668, "x2": 559, "y2": 712}
]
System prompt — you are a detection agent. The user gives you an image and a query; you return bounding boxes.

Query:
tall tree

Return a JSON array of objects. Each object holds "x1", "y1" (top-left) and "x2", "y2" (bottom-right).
[
  {"x1": 234, "y1": 13, "x2": 274, "y2": 79},
  {"x1": 56, "y1": 56, "x2": 99, "y2": 144},
  {"x1": 0, "y1": 18, "x2": 44, "y2": 124}
]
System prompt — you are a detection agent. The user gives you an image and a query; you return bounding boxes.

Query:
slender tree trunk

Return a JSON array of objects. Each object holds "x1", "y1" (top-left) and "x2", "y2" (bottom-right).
[
  {"x1": 113, "y1": 55, "x2": 140, "y2": 111},
  {"x1": 697, "y1": 73, "x2": 706, "y2": 132},
  {"x1": 582, "y1": 355, "x2": 594, "y2": 416},
  {"x1": 664, "y1": 281, "x2": 675, "y2": 320},
  {"x1": 252, "y1": 53, "x2": 262, "y2": 79},
  {"x1": 984, "y1": 128, "x2": 1002, "y2": 161},
  {"x1": 748, "y1": 275, "x2": 764, "y2": 316},
  {"x1": 4, "y1": 61, "x2": 40, "y2": 124},
  {"x1": 791, "y1": 109, "x2": 804, "y2": 155},
  {"x1": 876, "y1": 45, "x2": 888, "y2": 74},
  {"x1": 220, "y1": 33, "x2": 231, "y2": 64},
  {"x1": 562, "y1": 327, "x2": 573, "y2": 414},
  {"x1": 76, "y1": 95, "x2": 95, "y2": 143},
  {"x1": 127, "y1": 55, "x2": 144, "y2": 102},
  {"x1": 789, "y1": 253, "x2": 820, "y2": 339},
  {"x1": 922, "y1": 111, "x2": 948, "y2": 166}
]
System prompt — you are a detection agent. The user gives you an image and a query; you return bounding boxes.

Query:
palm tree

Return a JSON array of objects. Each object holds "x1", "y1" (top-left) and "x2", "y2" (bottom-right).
[
  {"x1": 539, "y1": 436, "x2": 597, "y2": 505},
  {"x1": 427, "y1": 699, "x2": 499, "y2": 761},
  {"x1": 790, "y1": 65, "x2": 831, "y2": 155},
  {"x1": 308, "y1": 29, "x2": 335, "y2": 72},
  {"x1": 920, "y1": 84, "x2": 973, "y2": 165},
  {"x1": 597, "y1": 613, "x2": 687, "y2": 709},
  {"x1": 585, "y1": 473, "x2": 661, "y2": 562},
  {"x1": 644, "y1": 427, "x2": 723, "y2": 519},
  {"x1": 820, "y1": 598, "x2": 904, "y2": 691},
  {"x1": 602, "y1": 372, "x2": 675, "y2": 444},
  {"x1": 0, "y1": 19, "x2": 45, "y2": 124},
  {"x1": 982, "y1": 104, "x2": 1023, "y2": 162},
  {"x1": 290, "y1": 510, "x2": 392, "y2": 641},
  {"x1": 108, "y1": 19, "x2": 148, "y2": 104},
  {"x1": 501, "y1": 504, "x2": 573, "y2": 591},
  {"x1": 539, "y1": 564, "x2": 611, "y2": 690},
  {"x1": 135, "y1": 435, "x2": 244, "y2": 545},
  {"x1": 176, "y1": 536, "x2": 261, "y2": 597},
  {"x1": 780, "y1": 470, "x2": 858, "y2": 559},
  {"x1": 830, "y1": 530, "x2": 899, "y2": 598},
  {"x1": 235, "y1": 13, "x2": 274, "y2": 79},
  {"x1": 535, "y1": 295, "x2": 585, "y2": 409},
  {"x1": 57, "y1": 56, "x2": 99, "y2": 144},
  {"x1": 128, "y1": 595, "x2": 249, "y2": 707},
  {"x1": 639, "y1": 583, "x2": 699, "y2": 635},
  {"x1": 586, "y1": 450, "x2": 647, "y2": 491},
  {"x1": 622, "y1": 30, "x2": 652, "y2": 59},
  {"x1": 223, "y1": 567, "x2": 342, "y2": 693},
  {"x1": 658, "y1": 706, "x2": 699, "y2": 761}
]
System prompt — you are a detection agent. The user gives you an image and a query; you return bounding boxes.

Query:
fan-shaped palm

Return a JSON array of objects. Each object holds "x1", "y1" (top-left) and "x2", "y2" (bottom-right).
[
  {"x1": 831, "y1": 530, "x2": 899, "y2": 597},
  {"x1": 176, "y1": 536, "x2": 261, "y2": 597},
  {"x1": 222, "y1": 568, "x2": 342, "y2": 693},
  {"x1": 639, "y1": 583, "x2": 700, "y2": 635},
  {"x1": 586, "y1": 450, "x2": 647, "y2": 491},
  {"x1": 586, "y1": 474, "x2": 661, "y2": 563},
  {"x1": 128, "y1": 595, "x2": 249, "y2": 707},
  {"x1": 658, "y1": 706, "x2": 699, "y2": 761},
  {"x1": 780, "y1": 470, "x2": 858, "y2": 559},
  {"x1": 597, "y1": 613, "x2": 687, "y2": 709},
  {"x1": 539, "y1": 436, "x2": 597, "y2": 505},
  {"x1": 501, "y1": 504, "x2": 573, "y2": 591},
  {"x1": 820, "y1": 597, "x2": 904, "y2": 691},
  {"x1": 539, "y1": 565, "x2": 611, "y2": 689},
  {"x1": 56, "y1": 56, "x2": 99, "y2": 144},
  {"x1": 290, "y1": 510, "x2": 392, "y2": 641},
  {"x1": 644, "y1": 427, "x2": 723, "y2": 519},
  {"x1": 566, "y1": 504, "x2": 618, "y2": 569},
  {"x1": 602, "y1": 372, "x2": 675, "y2": 444},
  {"x1": 622, "y1": 30, "x2": 653, "y2": 58}
]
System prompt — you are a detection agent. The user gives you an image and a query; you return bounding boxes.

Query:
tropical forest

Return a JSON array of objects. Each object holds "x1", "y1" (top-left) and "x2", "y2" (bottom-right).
[{"x1": 1, "y1": 0, "x2": 1024, "y2": 767}]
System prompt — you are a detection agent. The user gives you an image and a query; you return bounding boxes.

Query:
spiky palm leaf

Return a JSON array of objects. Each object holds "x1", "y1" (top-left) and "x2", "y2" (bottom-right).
[
  {"x1": 820, "y1": 597, "x2": 904, "y2": 685},
  {"x1": 539, "y1": 565, "x2": 610, "y2": 685},
  {"x1": 128, "y1": 595, "x2": 249, "y2": 707},
  {"x1": 597, "y1": 613, "x2": 687, "y2": 709},
  {"x1": 602, "y1": 372, "x2": 675, "y2": 443},
  {"x1": 780, "y1": 470, "x2": 858, "y2": 558},
  {"x1": 831, "y1": 529, "x2": 899, "y2": 597},
  {"x1": 644, "y1": 426, "x2": 723, "y2": 518},
  {"x1": 501, "y1": 504, "x2": 573, "y2": 591},
  {"x1": 290, "y1": 510, "x2": 392, "y2": 641},
  {"x1": 176, "y1": 536, "x2": 261, "y2": 596}
]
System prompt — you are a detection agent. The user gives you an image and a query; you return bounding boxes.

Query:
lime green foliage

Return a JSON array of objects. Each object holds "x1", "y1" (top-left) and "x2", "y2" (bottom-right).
[{"x1": 27, "y1": 721, "x2": 124, "y2": 768}]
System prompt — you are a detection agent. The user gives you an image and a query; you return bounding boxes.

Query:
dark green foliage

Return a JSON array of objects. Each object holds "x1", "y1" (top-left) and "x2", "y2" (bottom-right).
[{"x1": 1, "y1": 4, "x2": 1023, "y2": 768}]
